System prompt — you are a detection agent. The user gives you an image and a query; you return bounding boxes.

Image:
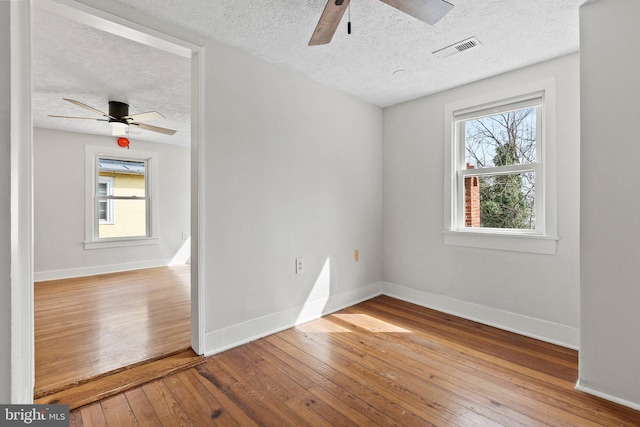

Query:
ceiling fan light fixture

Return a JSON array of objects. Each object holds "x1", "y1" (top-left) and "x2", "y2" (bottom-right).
[
  {"x1": 109, "y1": 121, "x2": 127, "y2": 129},
  {"x1": 109, "y1": 121, "x2": 128, "y2": 136}
]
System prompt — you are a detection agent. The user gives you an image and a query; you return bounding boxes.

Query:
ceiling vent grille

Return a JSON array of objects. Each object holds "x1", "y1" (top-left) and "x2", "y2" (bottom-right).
[{"x1": 433, "y1": 37, "x2": 481, "y2": 58}]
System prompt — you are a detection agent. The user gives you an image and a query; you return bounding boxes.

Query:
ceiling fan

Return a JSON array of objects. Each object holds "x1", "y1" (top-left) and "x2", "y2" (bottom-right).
[
  {"x1": 49, "y1": 98, "x2": 177, "y2": 136},
  {"x1": 309, "y1": 0, "x2": 454, "y2": 46}
]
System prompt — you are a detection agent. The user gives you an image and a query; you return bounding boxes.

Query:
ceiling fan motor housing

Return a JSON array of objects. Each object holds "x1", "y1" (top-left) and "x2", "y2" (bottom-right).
[{"x1": 109, "y1": 101, "x2": 129, "y2": 124}]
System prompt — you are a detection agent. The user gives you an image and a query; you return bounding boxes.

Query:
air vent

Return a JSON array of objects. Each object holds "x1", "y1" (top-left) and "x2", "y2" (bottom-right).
[{"x1": 433, "y1": 37, "x2": 481, "y2": 58}]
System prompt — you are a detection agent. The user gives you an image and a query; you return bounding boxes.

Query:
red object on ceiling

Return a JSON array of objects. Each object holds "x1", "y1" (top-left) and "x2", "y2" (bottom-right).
[{"x1": 117, "y1": 137, "x2": 130, "y2": 148}]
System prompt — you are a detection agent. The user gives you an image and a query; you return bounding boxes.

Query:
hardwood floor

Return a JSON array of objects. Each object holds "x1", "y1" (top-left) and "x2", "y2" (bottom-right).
[
  {"x1": 35, "y1": 265, "x2": 191, "y2": 397},
  {"x1": 36, "y1": 349, "x2": 203, "y2": 409},
  {"x1": 69, "y1": 296, "x2": 640, "y2": 426}
]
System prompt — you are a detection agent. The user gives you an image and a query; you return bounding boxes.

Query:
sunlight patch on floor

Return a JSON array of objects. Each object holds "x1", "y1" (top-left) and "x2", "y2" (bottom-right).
[
  {"x1": 300, "y1": 318, "x2": 352, "y2": 333},
  {"x1": 332, "y1": 313, "x2": 411, "y2": 333}
]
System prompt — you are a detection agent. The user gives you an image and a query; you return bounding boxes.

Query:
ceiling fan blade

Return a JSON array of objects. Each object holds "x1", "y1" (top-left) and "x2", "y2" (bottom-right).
[
  {"x1": 123, "y1": 111, "x2": 165, "y2": 122},
  {"x1": 309, "y1": 0, "x2": 350, "y2": 46},
  {"x1": 63, "y1": 98, "x2": 115, "y2": 119},
  {"x1": 48, "y1": 115, "x2": 108, "y2": 121},
  {"x1": 379, "y1": 0, "x2": 453, "y2": 25},
  {"x1": 130, "y1": 122, "x2": 177, "y2": 135}
]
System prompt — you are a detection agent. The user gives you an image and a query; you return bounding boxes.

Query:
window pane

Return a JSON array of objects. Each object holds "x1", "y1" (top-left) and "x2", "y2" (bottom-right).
[
  {"x1": 464, "y1": 107, "x2": 536, "y2": 169},
  {"x1": 98, "y1": 201, "x2": 108, "y2": 221},
  {"x1": 99, "y1": 199, "x2": 147, "y2": 238},
  {"x1": 98, "y1": 158, "x2": 146, "y2": 197},
  {"x1": 98, "y1": 182, "x2": 108, "y2": 196},
  {"x1": 464, "y1": 171, "x2": 536, "y2": 230}
]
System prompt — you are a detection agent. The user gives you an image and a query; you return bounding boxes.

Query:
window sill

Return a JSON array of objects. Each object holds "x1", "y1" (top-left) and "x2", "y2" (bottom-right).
[
  {"x1": 443, "y1": 230, "x2": 558, "y2": 255},
  {"x1": 84, "y1": 237, "x2": 159, "y2": 250}
]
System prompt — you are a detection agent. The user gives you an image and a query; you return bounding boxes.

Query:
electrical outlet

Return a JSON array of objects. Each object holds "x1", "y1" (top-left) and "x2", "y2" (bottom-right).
[
  {"x1": 354, "y1": 249, "x2": 359, "y2": 262},
  {"x1": 296, "y1": 258, "x2": 304, "y2": 275},
  {"x1": 182, "y1": 231, "x2": 188, "y2": 240}
]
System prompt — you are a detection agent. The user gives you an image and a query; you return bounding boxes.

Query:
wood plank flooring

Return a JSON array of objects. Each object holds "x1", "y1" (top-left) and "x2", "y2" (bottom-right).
[
  {"x1": 35, "y1": 265, "x2": 191, "y2": 397},
  {"x1": 70, "y1": 296, "x2": 640, "y2": 426},
  {"x1": 36, "y1": 348, "x2": 203, "y2": 410}
]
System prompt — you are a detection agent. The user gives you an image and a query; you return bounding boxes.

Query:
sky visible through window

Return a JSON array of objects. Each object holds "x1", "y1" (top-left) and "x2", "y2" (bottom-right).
[{"x1": 464, "y1": 107, "x2": 536, "y2": 169}]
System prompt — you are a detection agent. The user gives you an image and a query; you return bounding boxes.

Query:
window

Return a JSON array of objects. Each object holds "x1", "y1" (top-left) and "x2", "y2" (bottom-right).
[
  {"x1": 98, "y1": 176, "x2": 114, "y2": 224},
  {"x1": 85, "y1": 145, "x2": 159, "y2": 249},
  {"x1": 444, "y1": 78, "x2": 558, "y2": 254},
  {"x1": 458, "y1": 99, "x2": 541, "y2": 231},
  {"x1": 97, "y1": 158, "x2": 147, "y2": 239}
]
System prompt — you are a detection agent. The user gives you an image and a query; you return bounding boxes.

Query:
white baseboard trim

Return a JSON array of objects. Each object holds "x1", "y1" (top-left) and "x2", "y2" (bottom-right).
[
  {"x1": 203, "y1": 282, "x2": 383, "y2": 356},
  {"x1": 575, "y1": 379, "x2": 640, "y2": 411},
  {"x1": 381, "y1": 281, "x2": 579, "y2": 350},
  {"x1": 202, "y1": 280, "x2": 580, "y2": 356},
  {"x1": 34, "y1": 256, "x2": 190, "y2": 282}
]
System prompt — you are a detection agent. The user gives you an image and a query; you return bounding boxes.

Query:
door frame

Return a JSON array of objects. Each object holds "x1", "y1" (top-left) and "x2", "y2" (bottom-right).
[{"x1": 11, "y1": 0, "x2": 208, "y2": 402}]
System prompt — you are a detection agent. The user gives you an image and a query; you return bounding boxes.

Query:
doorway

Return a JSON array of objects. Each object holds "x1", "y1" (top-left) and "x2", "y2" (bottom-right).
[{"x1": 17, "y1": 0, "x2": 206, "y2": 401}]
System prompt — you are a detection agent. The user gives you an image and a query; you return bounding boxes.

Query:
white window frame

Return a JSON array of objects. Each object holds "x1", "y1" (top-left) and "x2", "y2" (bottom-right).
[
  {"x1": 84, "y1": 145, "x2": 160, "y2": 249},
  {"x1": 98, "y1": 175, "x2": 114, "y2": 224},
  {"x1": 443, "y1": 78, "x2": 558, "y2": 254}
]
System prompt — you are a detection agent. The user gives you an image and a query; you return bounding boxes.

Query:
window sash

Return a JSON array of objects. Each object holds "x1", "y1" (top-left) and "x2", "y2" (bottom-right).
[
  {"x1": 97, "y1": 195, "x2": 149, "y2": 201},
  {"x1": 457, "y1": 165, "x2": 540, "y2": 232}
]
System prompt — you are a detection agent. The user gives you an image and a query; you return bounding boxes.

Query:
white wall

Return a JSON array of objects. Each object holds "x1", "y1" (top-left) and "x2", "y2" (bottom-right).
[
  {"x1": 383, "y1": 53, "x2": 581, "y2": 347},
  {"x1": 33, "y1": 128, "x2": 190, "y2": 280},
  {"x1": 0, "y1": 0, "x2": 12, "y2": 404},
  {"x1": 579, "y1": 0, "x2": 640, "y2": 409},
  {"x1": 201, "y1": 40, "x2": 384, "y2": 353}
]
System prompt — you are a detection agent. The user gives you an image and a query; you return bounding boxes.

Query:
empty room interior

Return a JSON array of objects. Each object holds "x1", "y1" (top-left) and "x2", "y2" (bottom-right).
[
  {"x1": 30, "y1": 2, "x2": 194, "y2": 399},
  {"x1": 3, "y1": 0, "x2": 640, "y2": 425}
]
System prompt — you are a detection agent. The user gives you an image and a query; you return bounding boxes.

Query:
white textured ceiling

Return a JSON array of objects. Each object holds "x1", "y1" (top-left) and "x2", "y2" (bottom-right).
[
  {"x1": 33, "y1": 0, "x2": 585, "y2": 147},
  {"x1": 32, "y1": 5, "x2": 192, "y2": 146}
]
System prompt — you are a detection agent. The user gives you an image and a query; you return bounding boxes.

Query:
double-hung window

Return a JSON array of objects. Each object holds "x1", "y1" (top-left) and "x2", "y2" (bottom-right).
[
  {"x1": 97, "y1": 158, "x2": 147, "y2": 239},
  {"x1": 457, "y1": 98, "x2": 541, "y2": 231},
  {"x1": 444, "y1": 78, "x2": 558, "y2": 254},
  {"x1": 85, "y1": 145, "x2": 159, "y2": 249}
]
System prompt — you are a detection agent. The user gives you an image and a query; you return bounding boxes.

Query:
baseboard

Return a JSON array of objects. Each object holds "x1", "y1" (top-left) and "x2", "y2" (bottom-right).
[
  {"x1": 203, "y1": 282, "x2": 383, "y2": 356},
  {"x1": 575, "y1": 379, "x2": 640, "y2": 412},
  {"x1": 381, "y1": 281, "x2": 579, "y2": 350},
  {"x1": 34, "y1": 256, "x2": 190, "y2": 282}
]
